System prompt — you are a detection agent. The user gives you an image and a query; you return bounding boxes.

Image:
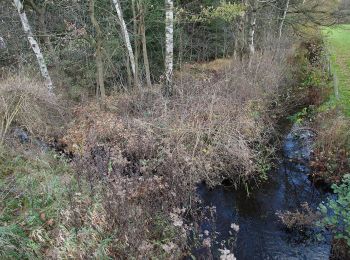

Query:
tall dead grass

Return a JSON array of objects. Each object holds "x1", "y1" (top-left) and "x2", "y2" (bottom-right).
[
  {"x1": 0, "y1": 76, "x2": 63, "y2": 145},
  {"x1": 62, "y1": 50, "x2": 306, "y2": 198},
  {"x1": 56, "y1": 51, "x2": 307, "y2": 258},
  {"x1": 310, "y1": 110, "x2": 350, "y2": 184}
]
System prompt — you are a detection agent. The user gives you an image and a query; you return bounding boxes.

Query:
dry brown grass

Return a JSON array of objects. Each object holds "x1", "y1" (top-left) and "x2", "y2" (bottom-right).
[
  {"x1": 63, "y1": 51, "x2": 293, "y2": 190},
  {"x1": 0, "y1": 75, "x2": 64, "y2": 145},
  {"x1": 1, "y1": 46, "x2": 316, "y2": 258},
  {"x1": 276, "y1": 202, "x2": 321, "y2": 230},
  {"x1": 310, "y1": 110, "x2": 350, "y2": 184},
  {"x1": 55, "y1": 52, "x2": 299, "y2": 257}
]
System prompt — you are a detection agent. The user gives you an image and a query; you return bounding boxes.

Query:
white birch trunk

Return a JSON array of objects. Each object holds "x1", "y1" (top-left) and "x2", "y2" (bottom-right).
[
  {"x1": 112, "y1": 0, "x2": 136, "y2": 80},
  {"x1": 248, "y1": 9, "x2": 256, "y2": 68},
  {"x1": 13, "y1": 0, "x2": 53, "y2": 92},
  {"x1": 248, "y1": 11, "x2": 256, "y2": 57},
  {"x1": 164, "y1": 0, "x2": 174, "y2": 95},
  {"x1": 0, "y1": 36, "x2": 6, "y2": 49},
  {"x1": 140, "y1": 10, "x2": 152, "y2": 87},
  {"x1": 278, "y1": 0, "x2": 290, "y2": 40}
]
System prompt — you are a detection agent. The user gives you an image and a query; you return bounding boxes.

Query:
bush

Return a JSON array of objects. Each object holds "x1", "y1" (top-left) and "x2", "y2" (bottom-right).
[
  {"x1": 276, "y1": 202, "x2": 321, "y2": 230},
  {"x1": 0, "y1": 75, "x2": 63, "y2": 145},
  {"x1": 310, "y1": 110, "x2": 350, "y2": 184},
  {"x1": 62, "y1": 52, "x2": 294, "y2": 190},
  {"x1": 319, "y1": 174, "x2": 350, "y2": 247}
]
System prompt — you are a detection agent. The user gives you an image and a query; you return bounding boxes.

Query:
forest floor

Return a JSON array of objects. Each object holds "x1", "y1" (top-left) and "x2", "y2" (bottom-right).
[{"x1": 324, "y1": 24, "x2": 350, "y2": 116}]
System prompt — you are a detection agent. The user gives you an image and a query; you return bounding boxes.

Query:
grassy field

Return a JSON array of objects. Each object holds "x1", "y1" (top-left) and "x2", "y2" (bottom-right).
[{"x1": 323, "y1": 24, "x2": 350, "y2": 116}]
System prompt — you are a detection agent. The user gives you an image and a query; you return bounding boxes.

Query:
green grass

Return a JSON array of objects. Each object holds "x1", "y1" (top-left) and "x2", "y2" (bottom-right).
[
  {"x1": 0, "y1": 149, "x2": 75, "y2": 259},
  {"x1": 323, "y1": 24, "x2": 350, "y2": 116}
]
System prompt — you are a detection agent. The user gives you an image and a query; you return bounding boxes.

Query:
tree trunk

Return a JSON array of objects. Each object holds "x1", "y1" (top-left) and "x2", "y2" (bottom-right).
[
  {"x1": 112, "y1": 0, "x2": 137, "y2": 86},
  {"x1": 126, "y1": 55, "x2": 132, "y2": 87},
  {"x1": 248, "y1": 9, "x2": 256, "y2": 67},
  {"x1": 27, "y1": 0, "x2": 58, "y2": 65},
  {"x1": 0, "y1": 36, "x2": 6, "y2": 49},
  {"x1": 278, "y1": 0, "x2": 290, "y2": 41},
  {"x1": 164, "y1": 0, "x2": 174, "y2": 96},
  {"x1": 89, "y1": 0, "x2": 105, "y2": 100},
  {"x1": 132, "y1": 0, "x2": 140, "y2": 87},
  {"x1": 13, "y1": 0, "x2": 53, "y2": 92},
  {"x1": 140, "y1": 2, "x2": 152, "y2": 87}
]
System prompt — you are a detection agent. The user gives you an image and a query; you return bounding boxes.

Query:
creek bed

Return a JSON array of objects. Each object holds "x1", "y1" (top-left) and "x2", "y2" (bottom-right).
[{"x1": 194, "y1": 125, "x2": 332, "y2": 259}]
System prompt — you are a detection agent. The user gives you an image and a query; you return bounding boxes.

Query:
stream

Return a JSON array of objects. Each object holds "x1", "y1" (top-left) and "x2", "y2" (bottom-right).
[{"x1": 194, "y1": 125, "x2": 332, "y2": 259}]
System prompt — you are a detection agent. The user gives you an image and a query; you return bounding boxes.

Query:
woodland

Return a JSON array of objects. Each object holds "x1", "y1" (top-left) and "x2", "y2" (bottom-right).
[{"x1": 0, "y1": 0, "x2": 350, "y2": 259}]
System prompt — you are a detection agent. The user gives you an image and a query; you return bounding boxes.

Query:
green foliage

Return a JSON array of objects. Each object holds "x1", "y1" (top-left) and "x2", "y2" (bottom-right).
[
  {"x1": 319, "y1": 174, "x2": 350, "y2": 246},
  {"x1": 323, "y1": 25, "x2": 350, "y2": 116},
  {"x1": 180, "y1": 1, "x2": 245, "y2": 23},
  {"x1": 0, "y1": 150, "x2": 75, "y2": 259},
  {"x1": 288, "y1": 107, "x2": 310, "y2": 125},
  {"x1": 209, "y1": 1, "x2": 245, "y2": 23}
]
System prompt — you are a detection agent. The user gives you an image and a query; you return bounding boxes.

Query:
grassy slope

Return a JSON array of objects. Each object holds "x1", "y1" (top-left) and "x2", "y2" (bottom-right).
[{"x1": 323, "y1": 24, "x2": 350, "y2": 116}]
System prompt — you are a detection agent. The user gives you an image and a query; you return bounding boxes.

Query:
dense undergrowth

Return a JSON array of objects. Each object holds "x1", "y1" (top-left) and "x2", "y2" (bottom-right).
[
  {"x1": 0, "y1": 42, "x2": 327, "y2": 258},
  {"x1": 309, "y1": 25, "x2": 350, "y2": 259},
  {"x1": 280, "y1": 26, "x2": 350, "y2": 259}
]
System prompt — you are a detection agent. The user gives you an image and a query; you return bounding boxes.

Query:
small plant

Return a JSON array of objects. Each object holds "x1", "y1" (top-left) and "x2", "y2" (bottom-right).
[
  {"x1": 276, "y1": 202, "x2": 321, "y2": 231},
  {"x1": 288, "y1": 107, "x2": 310, "y2": 125},
  {"x1": 0, "y1": 75, "x2": 62, "y2": 146},
  {"x1": 319, "y1": 174, "x2": 350, "y2": 247}
]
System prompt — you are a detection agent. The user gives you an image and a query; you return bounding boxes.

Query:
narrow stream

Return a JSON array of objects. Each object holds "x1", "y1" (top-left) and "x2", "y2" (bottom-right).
[{"x1": 195, "y1": 125, "x2": 332, "y2": 259}]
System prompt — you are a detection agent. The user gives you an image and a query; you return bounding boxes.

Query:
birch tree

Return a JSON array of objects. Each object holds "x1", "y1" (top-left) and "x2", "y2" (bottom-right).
[
  {"x1": 13, "y1": 0, "x2": 53, "y2": 92},
  {"x1": 112, "y1": 0, "x2": 137, "y2": 87},
  {"x1": 140, "y1": 1, "x2": 152, "y2": 87},
  {"x1": 164, "y1": 0, "x2": 174, "y2": 96},
  {"x1": 0, "y1": 37, "x2": 6, "y2": 49},
  {"x1": 248, "y1": 8, "x2": 256, "y2": 67},
  {"x1": 131, "y1": 0, "x2": 140, "y2": 86},
  {"x1": 278, "y1": 0, "x2": 290, "y2": 41},
  {"x1": 26, "y1": 0, "x2": 59, "y2": 65}
]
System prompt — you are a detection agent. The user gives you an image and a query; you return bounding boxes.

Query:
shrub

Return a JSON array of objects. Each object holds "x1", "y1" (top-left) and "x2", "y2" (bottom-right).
[
  {"x1": 310, "y1": 110, "x2": 350, "y2": 184},
  {"x1": 319, "y1": 174, "x2": 350, "y2": 247},
  {"x1": 0, "y1": 75, "x2": 63, "y2": 145},
  {"x1": 276, "y1": 202, "x2": 321, "y2": 230},
  {"x1": 63, "y1": 52, "x2": 296, "y2": 190}
]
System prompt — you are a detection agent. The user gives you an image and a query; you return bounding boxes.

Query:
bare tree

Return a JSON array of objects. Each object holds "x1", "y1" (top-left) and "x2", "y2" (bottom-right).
[
  {"x1": 89, "y1": 0, "x2": 105, "y2": 99},
  {"x1": 164, "y1": 0, "x2": 174, "y2": 96},
  {"x1": 26, "y1": 0, "x2": 58, "y2": 65},
  {"x1": 0, "y1": 36, "x2": 6, "y2": 49},
  {"x1": 132, "y1": 0, "x2": 140, "y2": 86},
  {"x1": 112, "y1": 0, "x2": 137, "y2": 87},
  {"x1": 139, "y1": 1, "x2": 152, "y2": 87},
  {"x1": 13, "y1": 0, "x2": 53, "y2": 92},
  {"x1": 279, "y1": 0, "x2": 290, "y2": 40},
  {"x1": 248, "y1": 7, "x2": 256, "y2": 67}
]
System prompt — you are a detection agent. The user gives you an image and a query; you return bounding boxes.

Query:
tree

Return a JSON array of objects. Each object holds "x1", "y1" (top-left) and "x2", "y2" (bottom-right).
[
  {"x1": 139, "y1": 0, "x2": 152, "y2": 87},
  {"x1": 132, "y1": 0, "x2": 140, "y2": 87},
  {"x1": 164, "y1": 0, "x2": 174, "y2": 96},
  {"x1": 0, "y1": 37, "x2": 6, "y2": 49},
  {"x1": 248, "y1": 3, "x2": 256, "y2": 67},
  {"x1": 278, "y1": 0, "x2": 290, "y2": 41},
  {"x1": 25, "y1": 0, "x2": 59, "y2": 65},
  {"x1": 112, "y1": 0, "x2": 138, "y2": 87},
  {"x1": 89, "y1": 0, "x2": 106, "y2": 100},
  {"x1": 13, "y1": 0, "x2": 53, "y2": 92}
]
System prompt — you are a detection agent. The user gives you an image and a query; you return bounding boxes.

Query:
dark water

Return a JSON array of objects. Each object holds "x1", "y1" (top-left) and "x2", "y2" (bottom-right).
[{"x1": 196, "y1": 126, "x2": 332, "y2": 260}]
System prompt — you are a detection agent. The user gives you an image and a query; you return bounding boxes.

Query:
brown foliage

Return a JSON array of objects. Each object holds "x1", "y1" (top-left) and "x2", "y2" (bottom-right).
[
  {"x1": 63, "y1": 53, "x2": 291, "y2": 189},
  {"x1": 276, "y1": 202, "x2": 321, "y2": 230},
  {"x1": 58, "y1": 52, "x2": 303, "y2": 258},
  {"x1": 310, "y1": 110, "x2": 350, "y2": 184},
  {"x1": 0, "y1": 75, "x2": 64, "y2": 143}
]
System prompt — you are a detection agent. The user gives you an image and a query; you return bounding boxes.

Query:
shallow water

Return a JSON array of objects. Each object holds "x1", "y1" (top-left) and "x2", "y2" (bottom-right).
[{"x1": 196, "y1": 126, "x2": 332, "y2": 260}]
